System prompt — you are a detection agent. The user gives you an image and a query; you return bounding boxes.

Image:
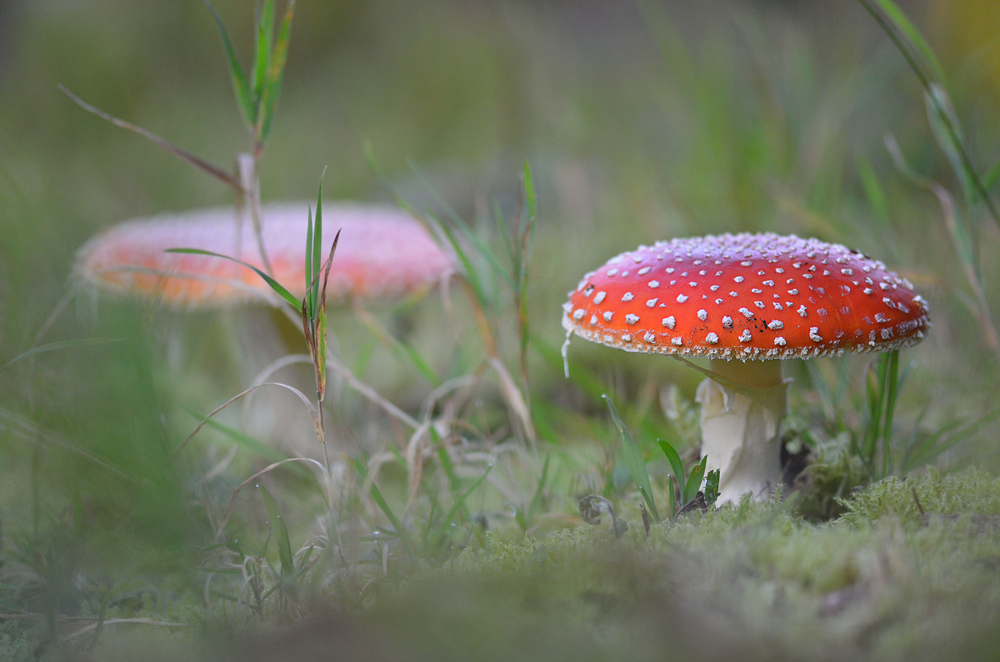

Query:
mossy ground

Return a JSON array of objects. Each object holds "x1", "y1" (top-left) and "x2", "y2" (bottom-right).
[{"x1": 13, "y1": 468, "x2": 994, "y2": 662}]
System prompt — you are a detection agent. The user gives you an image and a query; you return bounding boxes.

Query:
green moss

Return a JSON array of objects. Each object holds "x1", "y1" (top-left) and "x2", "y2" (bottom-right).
[
  {"x1": 348, "y1": 477, "x2": 1000, "y2": 661},
  {"x1": 791, "y1": 441, "x2": 870, "y2": 521},
  {"x1": 838, "y1": 467, "x2": 1000, "y2": 528},
  {"x1": 13, "y1": 473, "x2": 1000, "y2": 661}
]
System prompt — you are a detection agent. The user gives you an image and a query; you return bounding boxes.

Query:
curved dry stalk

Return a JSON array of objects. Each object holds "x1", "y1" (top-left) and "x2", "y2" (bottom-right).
[
  {"x1": 403, "y1": 419, "x2": 434, "y2": 517},
  {"x1": 214, "y1": 457, "x2": 327, "y2": 543},
  {"x1": 0, "y1": 408, "x2": 137, "y2": 481},
  {"x1": 359, "y1": 451, "x2": 398, "y2": 491},
  {"x1": 204, "y1": 443, "x2": 240, "y2": 481},
  {"x1": 63, "y1": 618, "x2": 187, "y2": 641},
  {"x1": 418, "y1": 374, "x2": 478, "y2": 422},
  {"x1": 171, "y1": 381, "x2": 321, "y2": 458},
  {"x1": 272, "y1": 306, "x2": 420, "y2": 430},
  {"x1": 355, "y1": 451, "x2": 403, "y2": 524},
  {"x1": 489, "y1": 357, "x2": 536, "y2": 449},
  {"x1": 241, "y1": 353, "x2": 315, "y2": 424},
  {"x1": 324, "y1": 356, "x2": 420, "y2": 429}
]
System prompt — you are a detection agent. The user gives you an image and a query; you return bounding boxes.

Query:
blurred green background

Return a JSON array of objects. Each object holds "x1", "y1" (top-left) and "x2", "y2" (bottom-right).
[{"x1": 1, "y1": 0, "x2": 999, "y2": 580}]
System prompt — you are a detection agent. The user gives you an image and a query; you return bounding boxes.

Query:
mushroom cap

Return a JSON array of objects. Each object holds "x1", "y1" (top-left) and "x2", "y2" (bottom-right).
[
  {"x1": 562, "y1": 233, "x2": 929, "y2": 360},
  {"x1": 75, "y1": 202, "x2": 454, "y2": 309}
]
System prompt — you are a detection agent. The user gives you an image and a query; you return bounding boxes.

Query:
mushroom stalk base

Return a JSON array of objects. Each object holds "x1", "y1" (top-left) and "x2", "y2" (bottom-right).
[{"x1": 696, "y1": 360, "x2": 787, "y2": 504}]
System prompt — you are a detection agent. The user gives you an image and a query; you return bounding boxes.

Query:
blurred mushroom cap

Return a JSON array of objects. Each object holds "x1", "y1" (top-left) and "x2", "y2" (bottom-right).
[{"x1": 74, "y1": 202, "x2": 454, "y2": 309}]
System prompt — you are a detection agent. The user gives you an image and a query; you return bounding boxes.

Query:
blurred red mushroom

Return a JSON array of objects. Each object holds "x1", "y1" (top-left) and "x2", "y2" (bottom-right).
[
  {"x1": 74, "y1": 202, "x2": 454, "y2": 309},
  {"x1": 562, "y1": 232, "x2": 929, "y2": 504}
]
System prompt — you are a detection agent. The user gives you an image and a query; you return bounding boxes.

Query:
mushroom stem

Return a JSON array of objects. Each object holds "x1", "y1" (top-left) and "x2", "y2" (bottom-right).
[{"x1": 695, "y1": 359, "x2": 787, "y2": 504}]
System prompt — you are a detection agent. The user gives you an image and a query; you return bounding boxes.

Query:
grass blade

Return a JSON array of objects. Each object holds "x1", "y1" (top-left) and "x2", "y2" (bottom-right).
[
  {"x1": 683, "y1": 456, "x2": 707, "y2": 505},
  {"x1": 664, "y1": 475, "x2": 675, "y2": 519},
  {"x1": 0, "y1": 338, "x2": 123, "y2": 373},
  {"x1": 880, "y1": 350, "x2": 900, "y2": 477},
  {"x1": 251, "y1": 0, "x2": 275, "y2": 113},
  {"x1": 260, "y1": 0, "x2": 295, "y2": 144},
  {"x1": 516, "y1": 161, "x2": 537, "y2": 380},
  {"x1": 905, "y1": 407, "x2": 1000, "y2": 471},
  {"x1": 305, "y1": 205, "x2": 315, "y2": 318},
  {"x1": 703, "y1": 469, "x2": 720, "y2": 507},
  {"x1": 657, "y1": 439, "x2": 687, "y2": 500},
  {"x1": 861, "y1": 0, "x2": 1000, "y2": 229},
  {"x1": 861, "y1": 357, "x2": 886, "y2": 468},
  {"x1": 353, "y1": 457, "x2": 414, "y2": 559},
  {"x1": 604, "y1": 394, "x2": 659, "y2": 522},
  {"x1": 525, "y1": 454, "x2": 550, "y2": 524},
  {"x1": 258, "y1": 483, "x2": 294, "y2": 576},
  {"x1": 313, "y1": 228, "x2": 339, "y2": 402},
  {"x1": 314, "y1": 301, "x2": 328, "y2": 401},
  {"x1": 311, "y1": 173, "x2": 325, "y2": 318},
  {"x1": 855, "y1": 152, "x2": 889, "y2": 224},
  {"x1": 179, "y1": 404, "x2": 289, "y2": 464},
  {"x1": 432, "y1": 463, "x2": 493, "y2": 549},
  {"x1": 164, "y1": 248, "x2": 300, "y2": 309},
  {"x1": 523, "y1": 160, "x2": 538, "y2": 229},
  {"x1": 214, "y1": 457, "x2": 327, "y2": 542},
  {"x1": 864, "y1": 0, "x2": 946, "y2": 83},
  {"x1": 984, "y1": 156, "x2": 1000, "y2": 192},
  {"x1": 352, "y1": 304, "x2": 441, "y2": 386},
  {"x1": 204, "y1": 0, "x2": 253, "y2": 127},
  {"x1": 172, "y1": 381, "x2": 321, "y2": 457}
]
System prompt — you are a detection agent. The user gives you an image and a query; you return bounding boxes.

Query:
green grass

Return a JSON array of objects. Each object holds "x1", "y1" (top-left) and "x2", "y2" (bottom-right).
[{"x1": 2, "y1": 0, "x2": 1000, "y2": 659}]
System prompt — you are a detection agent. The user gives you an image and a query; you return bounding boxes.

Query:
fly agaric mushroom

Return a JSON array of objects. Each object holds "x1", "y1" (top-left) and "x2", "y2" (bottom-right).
[
  {"x1": 75, "y1": 202, "x2": 454, "y2": 309},
  {"x1": 562, "y1": 232, "x2": 929, "y2": 504}
]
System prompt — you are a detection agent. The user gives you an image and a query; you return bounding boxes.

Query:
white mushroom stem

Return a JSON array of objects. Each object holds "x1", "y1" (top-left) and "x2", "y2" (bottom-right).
[{"x1": 695, "y1": 359, "x2": 787, "y2": 504}]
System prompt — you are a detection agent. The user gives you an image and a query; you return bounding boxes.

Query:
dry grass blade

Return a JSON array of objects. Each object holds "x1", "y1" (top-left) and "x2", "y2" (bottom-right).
[
  {"x1": 58, "y1": 84, "x2": 244, "y2": 192},
  {"x1": 63, "y1": 618, "x2": 187, "y2": 641},
  {"x1": 171, "y1": 381, "x2": 321, "y2": 458},
  {"x1": 214, "y1": 457, "x2": 327, "y2": 543},
  {"x1": 0, "y1": 338, "x2": 123, "y2": 373},
  {"x1": 241, "y1": 354, "x2": 315, "y2": 427},
  {"x1": 604, "y1": 394, "x2": 660, "y2": 523},
  {"x1": 351, "y1": 302, "x2": 440, "y2": 386},
  {"x1": 325, "y1": 356, "x2": 420, "y2": 429},
  {"x1": 489, "y1": 357, "x2": 536, "y2": 448},
  {"x1": 0, "y1": 407, "x2": 137, "y2": 480}
]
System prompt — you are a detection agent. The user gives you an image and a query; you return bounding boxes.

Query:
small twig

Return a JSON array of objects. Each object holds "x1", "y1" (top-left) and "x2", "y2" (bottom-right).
[{"x1": 911, "y1": 486, "x2": 925, "y2": 516}]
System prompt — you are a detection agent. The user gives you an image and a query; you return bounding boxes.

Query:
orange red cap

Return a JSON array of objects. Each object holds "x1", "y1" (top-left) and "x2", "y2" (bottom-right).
[{"x1": 562, "y1": 233, "x2": 929, "y2": 360}]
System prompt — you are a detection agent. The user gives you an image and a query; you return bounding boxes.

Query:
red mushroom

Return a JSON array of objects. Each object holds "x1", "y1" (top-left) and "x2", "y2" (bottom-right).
[
  {"x1": 562, "y1": 232, "x2": 929, "y2": 503},
  {"x1": 75, "y1": 203, "x2": 454, "y2": 309}
]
